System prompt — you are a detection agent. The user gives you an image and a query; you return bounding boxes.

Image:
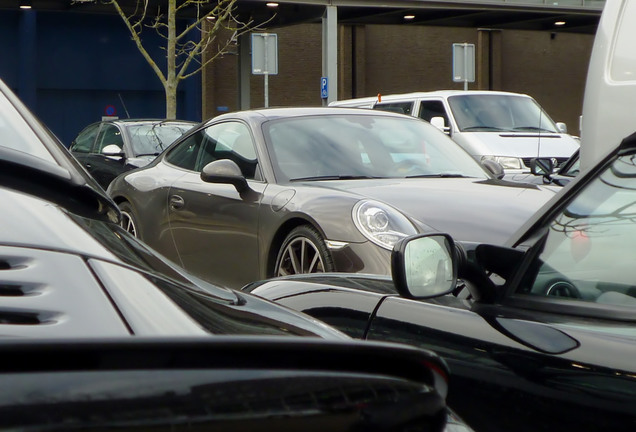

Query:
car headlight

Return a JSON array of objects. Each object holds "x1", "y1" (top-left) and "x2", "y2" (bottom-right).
[
  {"x1": 352, "y1": 200, "x2": 418, "y2": 250},
  {"x1": 481, "y1": 155, "x2": 523, "y2": 170}
]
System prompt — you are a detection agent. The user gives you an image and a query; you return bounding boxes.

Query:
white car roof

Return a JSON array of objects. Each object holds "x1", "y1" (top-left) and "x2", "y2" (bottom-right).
[{"x1": 330, "y1": 90, "x2": 534, "y2": 107}]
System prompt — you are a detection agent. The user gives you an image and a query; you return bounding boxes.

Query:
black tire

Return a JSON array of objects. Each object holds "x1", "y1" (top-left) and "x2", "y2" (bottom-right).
[
  {"x1": 118, "y1": 201, "x2": 139, "y2": 238},
  {"x1": 275, "y1": 225, "x2": 335, "y2": 277}
]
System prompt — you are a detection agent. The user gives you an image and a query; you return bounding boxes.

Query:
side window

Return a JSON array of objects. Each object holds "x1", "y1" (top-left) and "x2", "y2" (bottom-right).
[
  {"x1": 165, "y1": 129, "x2": 206, "y2": 171},
  {"x1": 373, "y1": 102, "x2": 413, "y2": 116},
  {"x1": 517, "y1": 153, "x2": 636, "y2": 308},
  {"x1": 96, "y1": 124, "x2": 124, "y2": 153},
  {"x1": 194, "y1": 122, "x2": 258, "y2": 180},
  {"x1": 418, "y1": 100, "x2": 450, "y2": 126},
  {"x1": 70, "y1": 123, "x2": 100, "y2": 153}
]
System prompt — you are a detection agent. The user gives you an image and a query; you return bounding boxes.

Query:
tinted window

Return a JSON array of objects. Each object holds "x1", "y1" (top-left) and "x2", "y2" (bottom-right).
[
  {"x1": 373, "y1": 102, "x2": 413, "y2": 115},
  {"x1": 70, "y1": 123, "x2": 100, "y2": 153},
  {"x1": 518, "y1": 152, "x2": 636, "y2": 307},
  {"x1": 194, "y1": 122, "x2": 258, "y2": 179},
  {"x1": 165, "y1": 129, "x2": 206, "y2": 170},
  {"x1": 96, "y1": 124, "x2": 124, "y2": 153},
  {"x1": 418, "y1": 100, "x2": 450, "y2": 126}
]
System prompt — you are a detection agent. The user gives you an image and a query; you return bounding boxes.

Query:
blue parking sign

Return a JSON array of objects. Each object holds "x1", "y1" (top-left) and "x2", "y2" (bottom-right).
[{"x1": 321, "y1": 77, "x2": 328, "y2": 99}]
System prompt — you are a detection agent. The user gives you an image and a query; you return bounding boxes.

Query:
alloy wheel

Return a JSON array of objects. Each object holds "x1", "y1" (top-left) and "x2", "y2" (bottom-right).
[{"x1": 277, "y1": 236, "x2": 326, "y2": 276}]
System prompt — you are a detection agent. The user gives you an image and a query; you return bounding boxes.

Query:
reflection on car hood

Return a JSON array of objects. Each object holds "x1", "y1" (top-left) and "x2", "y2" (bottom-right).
[
  {"x1": 311, "y1": 178, "x2": 556, "y2": 245},
  {"x1": 1, "y1": 185, "x2": 119, "y2": 260},
  {"x1": 458, "y1": 132, "x2": 579, "y2": 158}
]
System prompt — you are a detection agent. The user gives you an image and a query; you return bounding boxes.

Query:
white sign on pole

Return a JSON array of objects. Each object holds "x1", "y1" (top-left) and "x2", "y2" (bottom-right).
[
  {"x1": 251, "y1": 33, "x2": 278, "y2": 75},
  {"x1": 452, "y1": 43, "x2": 475, "y2": 90}
]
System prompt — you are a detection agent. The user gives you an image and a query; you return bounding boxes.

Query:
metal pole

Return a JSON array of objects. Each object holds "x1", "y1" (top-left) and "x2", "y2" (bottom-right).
[
  {"x1": 264, "y1": 36, "x2": 269, "y2": 107},
  {"x1": 463, "y1": 43, "x2": 468, "y2": 91}
]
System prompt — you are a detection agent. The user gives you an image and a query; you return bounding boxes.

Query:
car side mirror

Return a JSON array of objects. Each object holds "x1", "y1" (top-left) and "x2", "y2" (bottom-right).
[
  {"x1": 391, "y1": 234, "x2": 457, "y2": 299},
  {"x1": 430, "y1": 116, "x2": 450, "y2": 135},
  {"x1": 481, "y1": 159, "x2": 505, "y2": 179},
  {"x1": 556, "y1": 122, "x2": 568, "y2": 134},
  {"x1": 200, "y1": 159, "x2": 249, "y2": 193},
  {"x1": 530, "y1": 157, "x2": 554, "y2": 176},
  {"x1": 102, "y1": 144, "x2": 125, "y2": 157}
]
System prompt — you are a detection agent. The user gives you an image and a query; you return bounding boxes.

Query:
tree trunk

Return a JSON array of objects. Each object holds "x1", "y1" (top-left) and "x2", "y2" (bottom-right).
[{"x1": 165, "y1": 0, "x2": 177, "y2": 119}]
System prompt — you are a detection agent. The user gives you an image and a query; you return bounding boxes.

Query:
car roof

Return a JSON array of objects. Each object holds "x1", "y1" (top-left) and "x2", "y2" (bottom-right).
[
  {"x1": 330, "y1": 90, "x2": 534, "y2": 106},
  {"x1": 97, "y1": 118, "x2": 198, "y2": 126},
  {"x1": 207, "y1": 106, "x2": 418, "y2": 123}
]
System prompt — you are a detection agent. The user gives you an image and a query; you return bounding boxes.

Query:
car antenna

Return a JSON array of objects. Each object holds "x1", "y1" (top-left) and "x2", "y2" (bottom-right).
[
  {"x1": 118, "y1": 93, "x2": 131, "y2": 119},
  {"x1": 372, "y1": 93, "x2": 381, "y2": 108}
]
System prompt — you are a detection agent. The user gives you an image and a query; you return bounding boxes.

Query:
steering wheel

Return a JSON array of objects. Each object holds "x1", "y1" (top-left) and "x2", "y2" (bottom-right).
[{"x1": 544, "y1": 280, "x2": 581, "y2": 299}]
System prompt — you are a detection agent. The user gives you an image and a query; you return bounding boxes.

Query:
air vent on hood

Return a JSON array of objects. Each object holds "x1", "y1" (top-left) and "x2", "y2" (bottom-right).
[{"x1": 0, "y1": 254, "x2": 57, "y2": 326}]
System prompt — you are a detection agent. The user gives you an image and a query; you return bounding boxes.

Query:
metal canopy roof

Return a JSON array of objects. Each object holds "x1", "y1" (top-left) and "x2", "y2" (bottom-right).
[{"x1": 4, "y1": 0, "x2": 603, "y2": 34}]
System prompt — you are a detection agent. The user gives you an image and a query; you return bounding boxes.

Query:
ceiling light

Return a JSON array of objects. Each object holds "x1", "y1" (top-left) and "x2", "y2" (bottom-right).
[
  {"x1": 266, "y1": 2, "x2": 279, "y2": 7},
  {"x1": 19, "y1": 0, "x2": 32, "y2": 9},
  {"x1": 554, "y1": 21, "x2": 566, "y2": 26},
  {"x1": 404, "y1": 15, "x2": 415, "y2": 20}
]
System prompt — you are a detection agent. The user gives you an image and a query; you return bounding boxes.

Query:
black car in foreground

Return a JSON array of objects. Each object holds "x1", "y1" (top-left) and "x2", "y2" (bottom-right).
[
  {"x1": 245, "y1": 131, "x2": 636, "y2": 432},
  {"x1": 0, "y1": 77, "x2": 456, "y2": 431}
]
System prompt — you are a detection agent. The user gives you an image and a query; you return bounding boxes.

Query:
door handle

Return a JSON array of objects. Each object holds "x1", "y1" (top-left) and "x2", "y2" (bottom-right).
[{"x1": 169, "y1": 195, "x2": 185, "y2": 210}]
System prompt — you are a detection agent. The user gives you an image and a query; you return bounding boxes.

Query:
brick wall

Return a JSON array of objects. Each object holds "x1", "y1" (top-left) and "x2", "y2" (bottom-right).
[{"x1": 203, "y1": 23, "x2": 594, "y2": 135}]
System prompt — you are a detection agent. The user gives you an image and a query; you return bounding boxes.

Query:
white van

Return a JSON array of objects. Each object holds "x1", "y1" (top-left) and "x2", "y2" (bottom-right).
[{"x1": 330, "y1": 90, "x2": 580, "y2": 177}]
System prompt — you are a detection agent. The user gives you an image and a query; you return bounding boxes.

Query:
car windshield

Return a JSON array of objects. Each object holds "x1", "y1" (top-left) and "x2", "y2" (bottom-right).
[
  {"x1": 128, "y1": 122, "x2": 193, "y2": 156},
  {"x1": 448, "y1": 94, "x2": 559, "y2": 133},
  {"x1": 519, "y1": 152, "x2": 636, "y2": 307},
  {"x1": 263, "y1": 114, "x2": 489, "y2": 181},
  {"x1": 0, "y1": 91, "x2": 56, "y2": 163}
]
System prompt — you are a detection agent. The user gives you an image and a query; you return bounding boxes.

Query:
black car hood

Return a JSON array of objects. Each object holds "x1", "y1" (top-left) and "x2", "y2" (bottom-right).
[{"x1": 308, "y1": 177, "x2": 557, "y2": 245}]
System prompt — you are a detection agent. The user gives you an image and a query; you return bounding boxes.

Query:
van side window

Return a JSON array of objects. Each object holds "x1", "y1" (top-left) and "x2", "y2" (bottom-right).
[
  {"x1": 418, "y1": 100, "x2": 450, "y2": 126},
  {"x1": 373, "y1": 102, "x2": 413, "y2": 116}
]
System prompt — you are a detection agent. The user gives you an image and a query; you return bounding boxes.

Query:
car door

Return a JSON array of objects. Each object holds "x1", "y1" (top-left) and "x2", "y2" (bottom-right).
[
  {"x1": 70, "y1": 122, "x2": 100, "y2": 173},
  {"x1": 166, "y1": 120, "x2": 266, "y2": 289}
]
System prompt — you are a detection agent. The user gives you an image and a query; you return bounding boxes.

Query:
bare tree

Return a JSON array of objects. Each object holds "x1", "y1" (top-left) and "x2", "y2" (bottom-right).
[{"x1": 107, "y1": 0, "x2": 252, "y2": 119}]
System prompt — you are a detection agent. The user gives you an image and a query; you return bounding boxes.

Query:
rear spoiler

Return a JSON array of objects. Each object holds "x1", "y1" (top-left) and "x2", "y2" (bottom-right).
[{"x1": 0, "y1": 337, "x2": 450, "y2": 431}]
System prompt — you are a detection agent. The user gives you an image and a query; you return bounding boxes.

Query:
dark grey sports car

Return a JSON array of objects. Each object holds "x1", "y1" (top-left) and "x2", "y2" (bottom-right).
[{"x1": 108, "y1": 107, "x2": 556, "y2": 289}]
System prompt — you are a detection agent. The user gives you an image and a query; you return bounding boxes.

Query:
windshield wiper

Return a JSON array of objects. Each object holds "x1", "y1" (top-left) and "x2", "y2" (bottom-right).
[
  {"x1": 406, "y1": 173, "x2": 468, "y2": 178},
  {"x1": 290, "y1": 175, "x2": 377, "y2": 181},
  {"x1": 135, "y1": 152, "x2": 161, "y2": 157},
  {"x1": 512, "y1": 126, "x2": 556, "y2": 133},
  {"x1": 461, "y1": 126, "x2": 509, "y2": 132}
]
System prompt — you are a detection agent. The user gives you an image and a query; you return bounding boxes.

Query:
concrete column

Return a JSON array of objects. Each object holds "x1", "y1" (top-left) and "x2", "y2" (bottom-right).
[{"x1": 322, "y1": 5, "x2": 337, "y2": 106}]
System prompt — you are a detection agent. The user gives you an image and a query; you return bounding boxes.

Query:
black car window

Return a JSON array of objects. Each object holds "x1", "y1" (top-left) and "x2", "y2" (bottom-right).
[
  {"x1": 70, "y1": 123, "x2": 100, "y2": 153},
  {"x1": 517, "y1": 153, "x2": 636, "y2": 308},
  {"x1": 418, "y1": 100, "x2": 450, "y2": 126},
  {"x1": 373, "y1": 102, "x2": 413, "y2": 115},
  {"x1": 164, "y1": 129, "x2": 206, "y2": 170},
  {"x1": 96, "y1": 124, "x2": 124, "y2": 153},
  {"x1": 195, "y1": 122, "x2": 258, "y2": 179}
]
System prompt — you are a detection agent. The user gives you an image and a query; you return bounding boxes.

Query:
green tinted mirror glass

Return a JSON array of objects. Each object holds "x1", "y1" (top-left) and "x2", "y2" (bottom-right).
[{"x1": 403, "y1": 235, "x2": 454, "y2": 297}]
